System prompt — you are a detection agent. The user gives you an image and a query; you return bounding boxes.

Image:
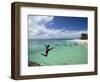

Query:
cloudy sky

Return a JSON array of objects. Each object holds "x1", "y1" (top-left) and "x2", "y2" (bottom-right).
[{"x1": 28, "y1": 15, "x2": 87, "y2": 39}]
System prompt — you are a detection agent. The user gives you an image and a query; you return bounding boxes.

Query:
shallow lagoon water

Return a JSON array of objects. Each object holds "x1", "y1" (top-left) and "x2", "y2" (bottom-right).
[{"x1": 28, "y1": 39, "x2": 88, "y2": 66}]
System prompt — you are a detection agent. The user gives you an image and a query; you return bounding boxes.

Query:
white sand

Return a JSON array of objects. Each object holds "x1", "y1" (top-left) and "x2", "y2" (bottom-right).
[{"x1": 72, "y1": 39, "x2": 88, "y2": 45}]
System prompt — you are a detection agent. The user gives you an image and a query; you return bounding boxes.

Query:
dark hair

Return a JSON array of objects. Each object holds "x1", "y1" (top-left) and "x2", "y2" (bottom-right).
[{"x1": 47, "y1": 45, "x2": 50, "y2": 48}]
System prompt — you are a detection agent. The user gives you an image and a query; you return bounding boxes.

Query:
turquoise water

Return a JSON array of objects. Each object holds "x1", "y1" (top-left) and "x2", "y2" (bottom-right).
[{"x1": 28, "y1": 39, "x2": 88, "y2": 66}]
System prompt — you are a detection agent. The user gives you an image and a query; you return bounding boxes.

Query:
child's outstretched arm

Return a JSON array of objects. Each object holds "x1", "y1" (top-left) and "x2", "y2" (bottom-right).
[{"x1": 49, "y1": 47, "x2": 55, "y2": 51}]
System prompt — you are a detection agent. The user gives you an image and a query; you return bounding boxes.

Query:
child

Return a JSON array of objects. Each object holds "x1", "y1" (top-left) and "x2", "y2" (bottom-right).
[{"x1": 41, "y1": 44, "x2": 55, "y2": 57}]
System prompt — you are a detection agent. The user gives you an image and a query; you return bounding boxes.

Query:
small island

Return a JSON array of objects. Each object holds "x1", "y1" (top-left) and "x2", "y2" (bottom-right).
[{"x1": 80, "y1": 33, "x2": 88, "y2": 40}]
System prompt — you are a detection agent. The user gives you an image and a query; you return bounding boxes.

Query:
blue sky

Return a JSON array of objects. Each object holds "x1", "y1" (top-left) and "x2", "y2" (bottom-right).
[
  {"x1": 46, "y1": 16, "x2": 87, "y2": 31},
  {"x1": 28, "y1": 15, "x2": 87, "y2": 39}
]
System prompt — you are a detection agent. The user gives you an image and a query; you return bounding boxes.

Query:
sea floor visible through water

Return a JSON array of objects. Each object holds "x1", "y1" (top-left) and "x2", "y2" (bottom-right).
[{"x1": 28, "y1": 39, "x2": 88, "y2": 66}]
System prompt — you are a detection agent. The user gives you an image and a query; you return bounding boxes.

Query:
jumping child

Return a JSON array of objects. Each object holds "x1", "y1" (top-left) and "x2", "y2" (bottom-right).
[{"x1": 41, "y1": 44, "x2": 55, "y2": 57}]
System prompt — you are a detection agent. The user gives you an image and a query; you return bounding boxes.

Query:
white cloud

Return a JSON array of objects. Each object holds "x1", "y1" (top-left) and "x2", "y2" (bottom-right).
[
  {"x1": 29, "y1": 16, "x2": 54, "y2": 24},
  {"x1": 28, "y1": 16, "x2": 87, "y2": 39}
]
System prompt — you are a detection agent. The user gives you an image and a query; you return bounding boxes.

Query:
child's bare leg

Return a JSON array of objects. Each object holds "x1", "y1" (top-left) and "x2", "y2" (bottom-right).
[{"x1": 45, "y1": 52, "x2": 48, "y2": 57}]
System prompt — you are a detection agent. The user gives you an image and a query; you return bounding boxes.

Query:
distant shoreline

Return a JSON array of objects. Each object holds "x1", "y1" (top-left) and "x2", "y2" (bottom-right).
[{"x1": 72, "y1": 39, "x2": 88, "y2": 45}]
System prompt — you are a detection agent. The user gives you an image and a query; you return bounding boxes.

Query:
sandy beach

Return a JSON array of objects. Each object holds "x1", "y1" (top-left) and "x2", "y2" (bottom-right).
[{"x1": 72, "y1": 39, "x2": 88, "y2": 45}]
